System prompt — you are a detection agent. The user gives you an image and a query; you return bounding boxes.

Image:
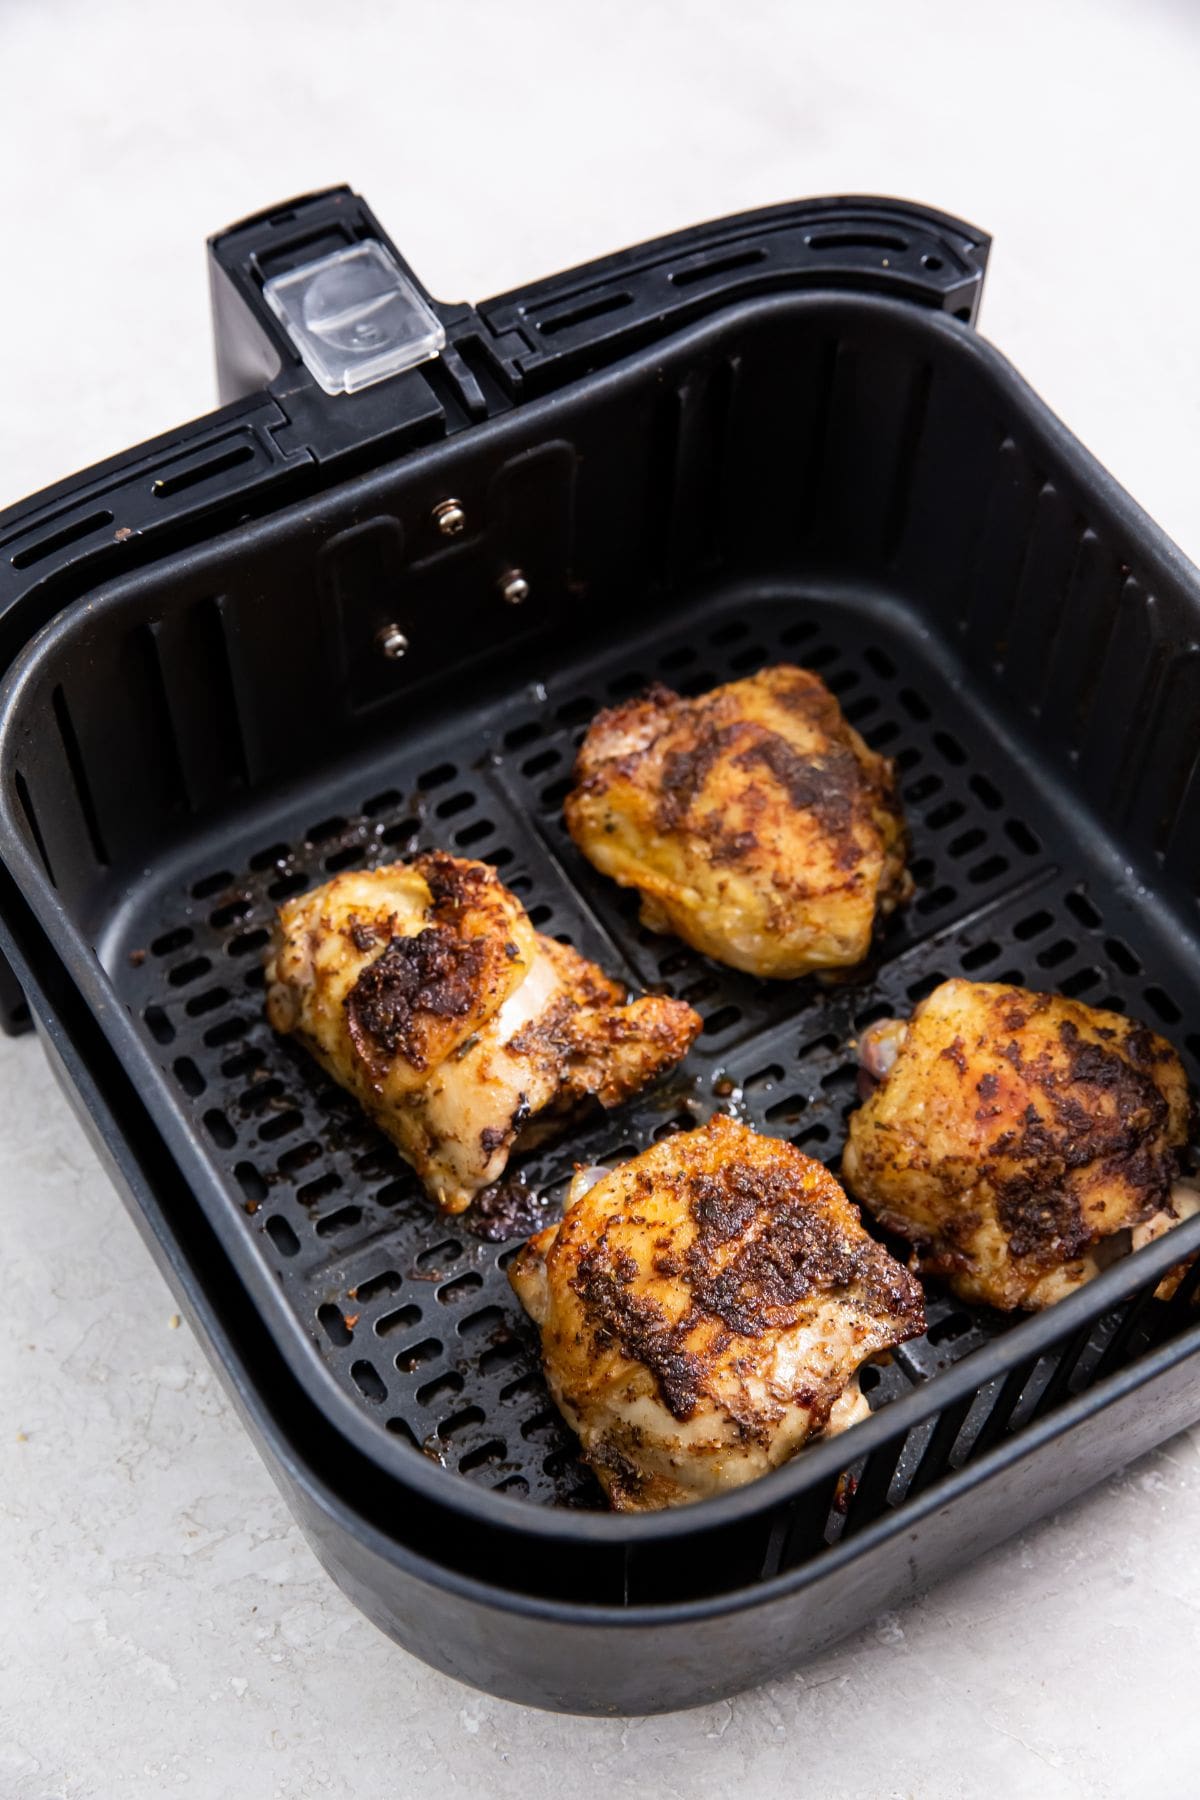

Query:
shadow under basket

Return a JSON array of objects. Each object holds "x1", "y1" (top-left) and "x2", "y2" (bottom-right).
[{"x1": 1, "y1": 187, "x2": 1199, "y2": 1714}]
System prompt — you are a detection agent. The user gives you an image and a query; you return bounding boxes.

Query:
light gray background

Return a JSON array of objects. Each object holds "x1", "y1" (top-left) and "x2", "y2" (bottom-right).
[{"x1": 1, "y1": 2, "x2": 1198, "y2": 1795}]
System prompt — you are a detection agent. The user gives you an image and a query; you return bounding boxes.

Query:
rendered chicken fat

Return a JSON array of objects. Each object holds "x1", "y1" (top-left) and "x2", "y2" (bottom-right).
[
  {"x1": 508, "y1": 1115, "x2": 925, "y2": 1510},
  {"x1": 564, "y1": 665, "x2": 910, "y2": 978},
  {"x1": 265, "y1": 855, "x2": 701, "y2": 1213}
]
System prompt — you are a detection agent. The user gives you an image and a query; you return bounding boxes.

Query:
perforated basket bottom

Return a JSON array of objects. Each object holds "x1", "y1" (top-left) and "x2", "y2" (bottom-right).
[{"x1": 106, "y1": 582, "x2": 1200, "y2": 1508}]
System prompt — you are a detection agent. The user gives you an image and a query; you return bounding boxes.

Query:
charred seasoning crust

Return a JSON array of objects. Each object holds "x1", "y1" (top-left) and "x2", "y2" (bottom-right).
[
  {"x1": 656, "y1": 722, "x2": 740, "y2": 831},
  {"x1": 419, "y1": 849, "x2": 496, "y2": 921},
  {"x1": 988, "y1": 1015, "x2": 1178, "y2": 1260},
  {"x1": 860, "y1": 989, "x2": 1193, "y2": 1284},
  {"x1": 569, "y1": 1147, "x2": 924, "y2": 1421},
  {"x1": 345, "y1": 927, "x2": 486, "y2": 1069},
  {"x1": 571, "y1": 1246, "x2": 707, "y2": 1420},
  {"x1": 347, "y1": 915, "x2": 381, "y2": 953},
  {"x1": 731, "y1": 735, "x2": 860, "y2": 855},
  {"x1": 342, "y1": 853, "x2": 505, "y2": 1070},
  {"x1": 684, "y1": 1162, "x2": 922, "y2": 1336},
  {"x1": 573, "y1": 668, "x2": 905, "y2": 889}
]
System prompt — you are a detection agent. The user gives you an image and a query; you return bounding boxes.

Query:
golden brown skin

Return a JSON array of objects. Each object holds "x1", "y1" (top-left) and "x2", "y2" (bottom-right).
[
  {"x1": 842, "y1": 979, "x2": 1195, "y2": 1311},
  {"x1": 508, "y1": 1115, "x2": 925, "y2": 1509},
  {"x1": 563, "y1": 665, "x2": 910, "y2": 978},
  {"x1": 265, "y1": 855, "x2": 701, "y2": 1214}
]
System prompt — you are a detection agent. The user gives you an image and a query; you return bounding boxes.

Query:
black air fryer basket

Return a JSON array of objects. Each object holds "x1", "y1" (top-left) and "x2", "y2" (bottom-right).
[{"x1": 2, "y1": 187, "x2": 1199, "y2": 1715}]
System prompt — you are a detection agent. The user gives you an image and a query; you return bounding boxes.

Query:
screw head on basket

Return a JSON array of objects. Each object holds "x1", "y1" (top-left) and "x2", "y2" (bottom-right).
[
  {"x1": 433, "y1": 498, "x2": 466, "y2": 537},
  {"x1": 376, "y1": 623, "x2": 409, "y2": 660},
  {"x1": 500, "y1": 569, "x2": 530, "y2": 606}
]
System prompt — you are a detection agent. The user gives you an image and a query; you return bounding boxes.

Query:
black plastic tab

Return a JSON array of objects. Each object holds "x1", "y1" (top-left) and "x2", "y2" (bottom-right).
[{"x1": 209, "y1": 186, "x2": 499, "y2": 460}]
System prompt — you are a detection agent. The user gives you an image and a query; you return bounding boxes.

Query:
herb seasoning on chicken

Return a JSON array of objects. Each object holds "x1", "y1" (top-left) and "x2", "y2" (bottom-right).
[
  {"x1": 842, "y1": 979, "x2": 1197, "y2": 1310},
  {"x1": 265, "y1": 854, "x2": 701, "y2": 1213},
  {"x1": 508, "y1": 1114, "x2": 924, "y2": 1510},
  {"x1": 563, "y1": 665, "x2": 910, "y2": 978}
]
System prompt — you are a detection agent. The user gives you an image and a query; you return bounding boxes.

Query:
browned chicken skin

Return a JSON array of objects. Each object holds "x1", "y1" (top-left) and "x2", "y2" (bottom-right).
[
  {"x1": 563, "y1": 665, "x2": 910, "y2": 978},
  {"x1": 265, "y1": 854, "x2": 701, "y2": 1213},
  {"x1": 842, "y1": 979, "x2": 1196, "y2": 1311},
  {"x1": 508, "y1": 1115, "x2": 925, "y2": 1509}
]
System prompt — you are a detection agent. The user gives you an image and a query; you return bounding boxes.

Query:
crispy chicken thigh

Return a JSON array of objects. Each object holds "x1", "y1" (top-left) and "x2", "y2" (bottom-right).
[
  {"x1": 509, "y1": 1114, "x2": 925, "y2": 1509},
  {"x1": 842, "y1": 979, "x2": 1195, "y2": 1310},
  {"x1": 265, "y1": 855, "x2": 701, "y2": 1213},
  {"x1": 563, "y1": 665, "x2": 910, "y2": 979}
]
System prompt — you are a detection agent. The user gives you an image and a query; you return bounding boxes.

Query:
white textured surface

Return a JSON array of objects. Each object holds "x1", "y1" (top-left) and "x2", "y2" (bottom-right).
[{"x1": 1, "y1": 0, "x2": 1199, "y2": 1792}]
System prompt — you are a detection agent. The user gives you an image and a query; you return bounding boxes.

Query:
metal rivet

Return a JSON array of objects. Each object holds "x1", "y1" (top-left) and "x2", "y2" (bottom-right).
[
  {"x1": 376, "y1": 623, "x2": 409, "y2": 660},
  {"x1": 433, "y1": 498, "x2": 466, "y2": 537},
  {"x1": 499, "y1": 569, "x2": 530, "y2": 606}
]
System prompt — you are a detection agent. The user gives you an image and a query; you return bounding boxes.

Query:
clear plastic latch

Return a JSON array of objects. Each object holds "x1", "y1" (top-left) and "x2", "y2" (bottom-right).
[{"x1": 262, "y1": 241, "x2": 446, "y2": 396}]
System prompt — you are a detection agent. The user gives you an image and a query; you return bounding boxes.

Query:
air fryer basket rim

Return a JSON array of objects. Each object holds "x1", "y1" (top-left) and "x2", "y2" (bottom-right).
[
  {"x1": 3, "y1": 282, "x2": 1200, "y2": 1547},
  {"x1": 247, "y1": 1314, "x2": 1200, "y2": 1623}
]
